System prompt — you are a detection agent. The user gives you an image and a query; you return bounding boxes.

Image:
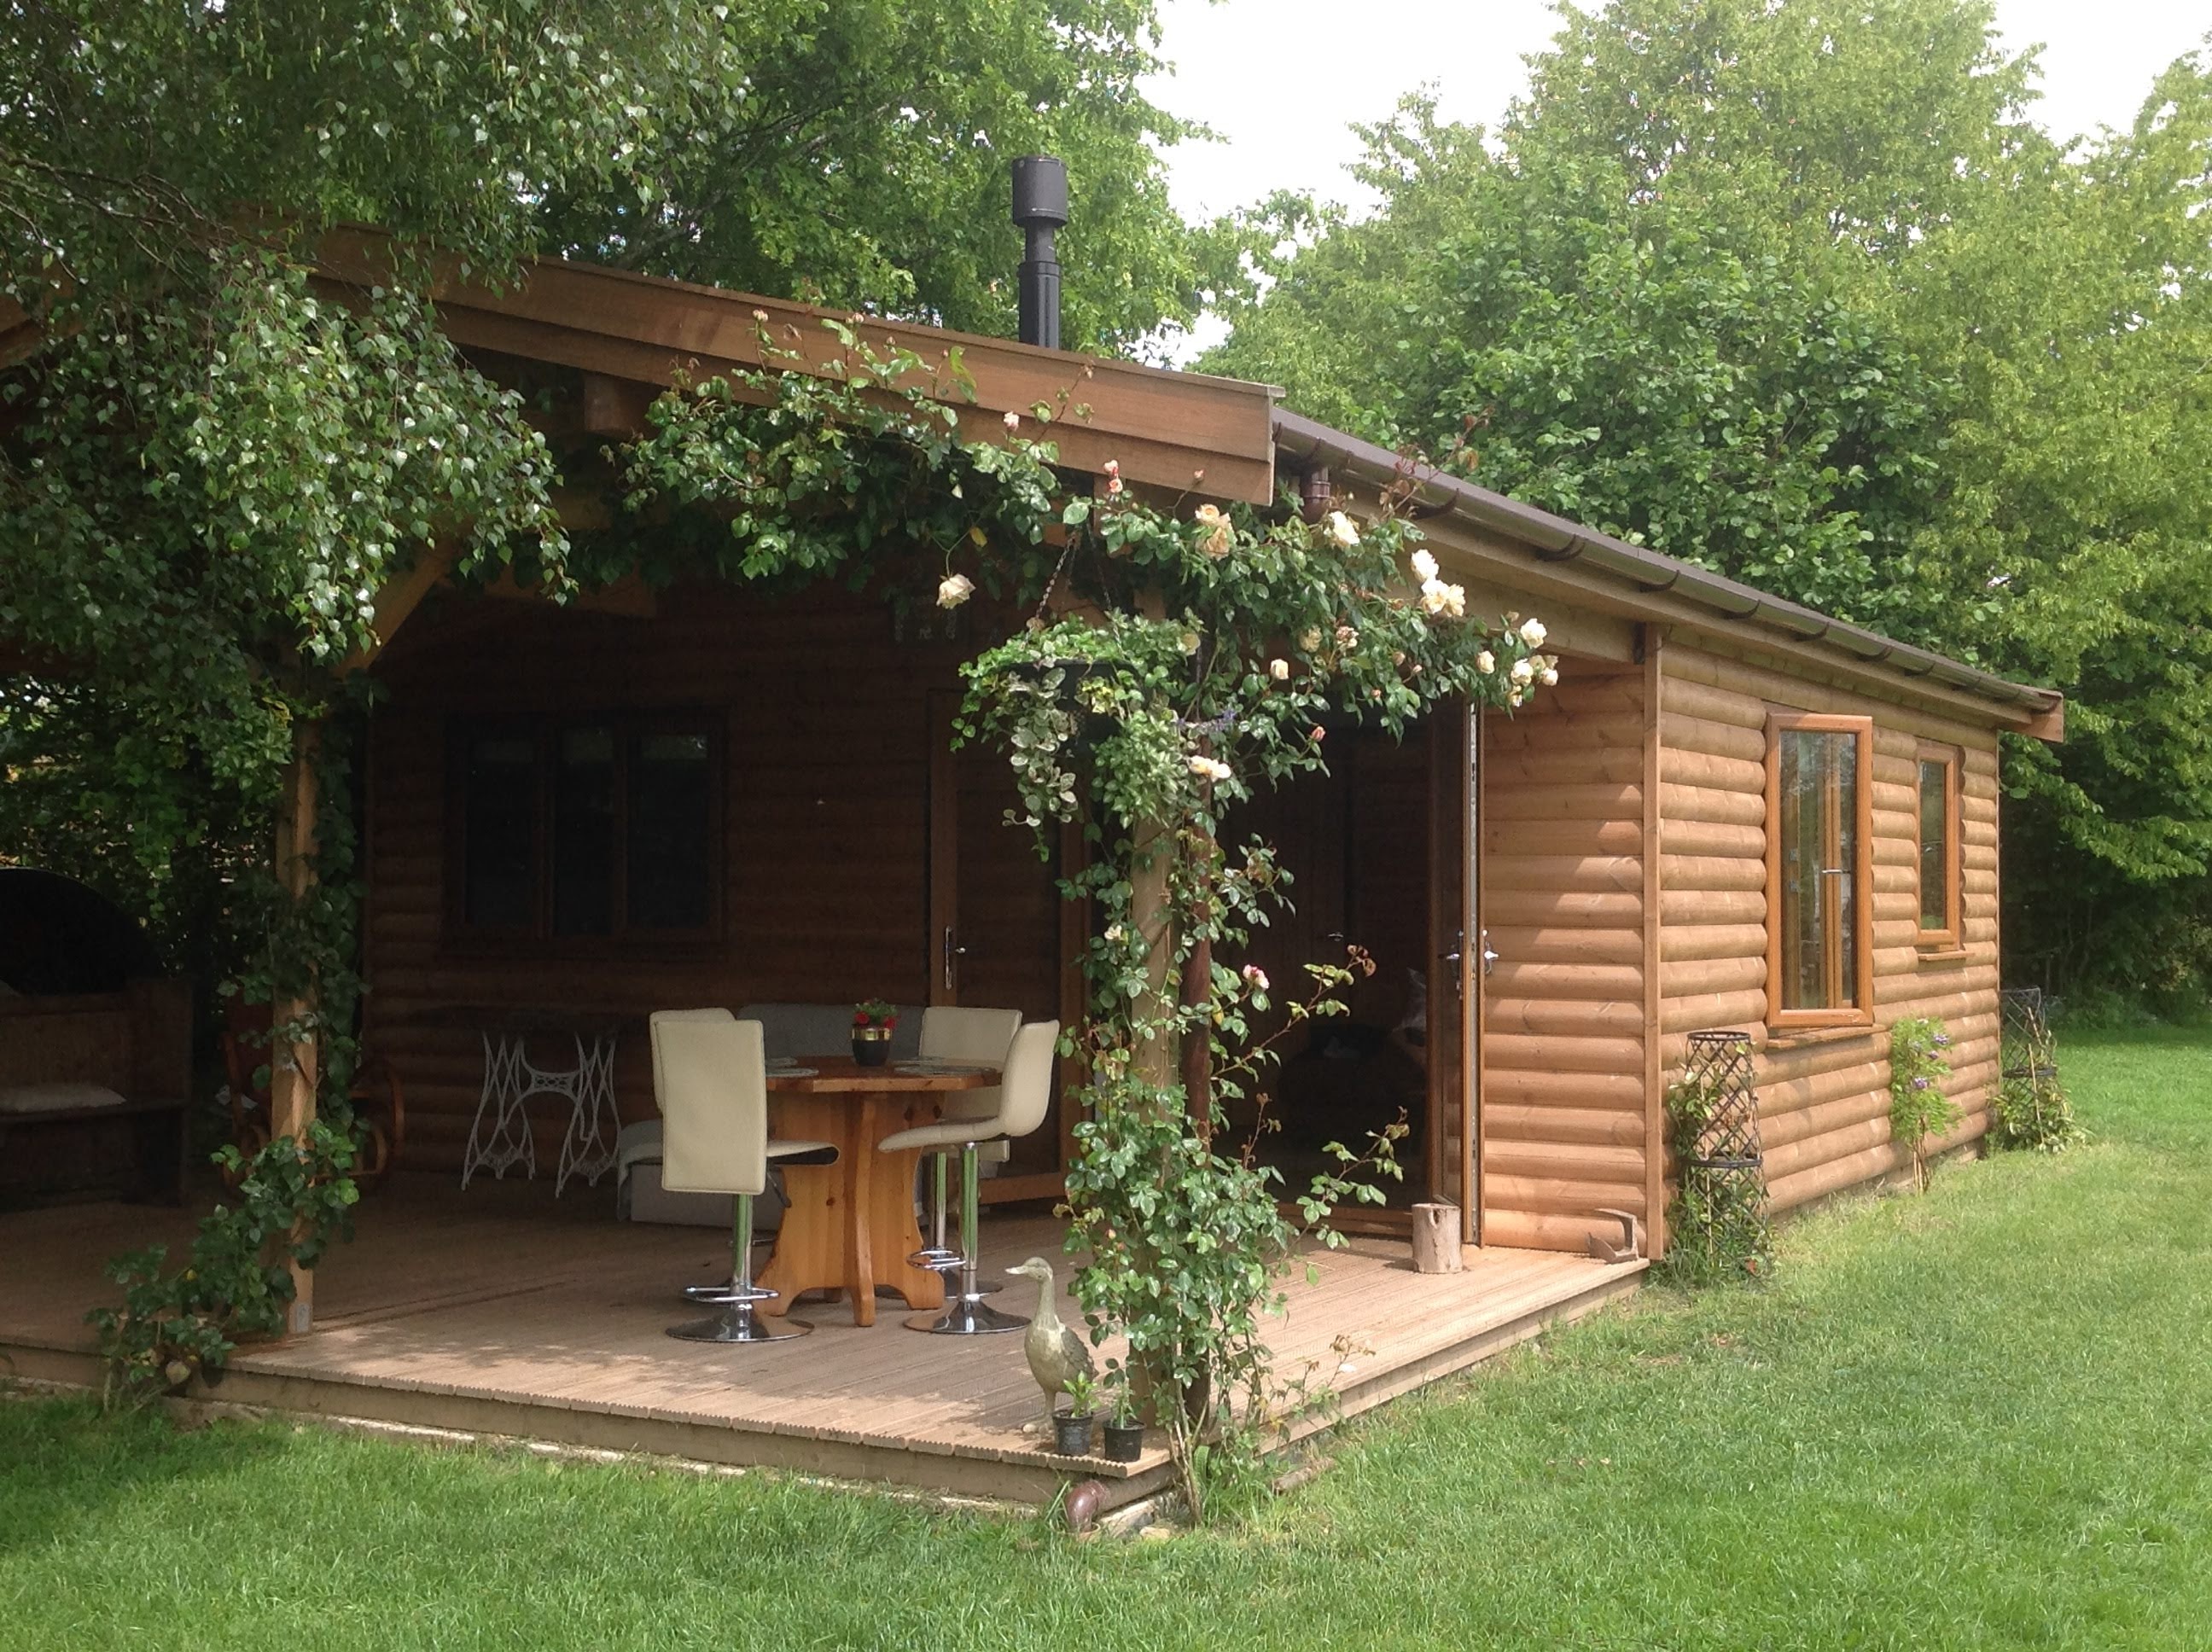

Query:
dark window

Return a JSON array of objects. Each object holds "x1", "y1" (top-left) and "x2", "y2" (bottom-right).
[
  {"x1": 462, "y1": 733, "x2": 537, "y2": 930},
  {"x1": 451, "y1": 716, "x2": 720, "y2": 944}
]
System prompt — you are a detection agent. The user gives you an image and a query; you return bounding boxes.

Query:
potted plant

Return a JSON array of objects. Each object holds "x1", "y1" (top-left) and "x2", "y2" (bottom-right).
[
  {"x1": 1054, "y1": 1372, "x2": 1097, "y2": 1457},
  {"x1": 851, "y1": 999, "x2": 897, "y2": 1067},
  {"x1": 1100, "y1": 1375, "x2": 1144, "y2": 1462}
]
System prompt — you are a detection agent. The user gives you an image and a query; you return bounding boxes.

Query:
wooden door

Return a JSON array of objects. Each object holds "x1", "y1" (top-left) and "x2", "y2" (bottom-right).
[{"x1": 927, "y1": 693, "x2": 1078, "y2": 1201}]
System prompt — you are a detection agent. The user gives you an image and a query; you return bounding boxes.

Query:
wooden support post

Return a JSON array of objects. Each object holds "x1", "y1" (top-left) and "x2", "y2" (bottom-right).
[
  {"x1": 1129, "y1": 817, "x2": 1178, "y2": 1092},
  {"x1": 269, "y1": 721, "x2": 322, "y2": 1337}
]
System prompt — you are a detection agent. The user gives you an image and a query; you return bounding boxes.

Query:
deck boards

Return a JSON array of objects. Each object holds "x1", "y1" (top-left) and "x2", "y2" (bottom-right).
[{"x1": 1, "y1": 1172, "x2": 1641, "y2": 1507}]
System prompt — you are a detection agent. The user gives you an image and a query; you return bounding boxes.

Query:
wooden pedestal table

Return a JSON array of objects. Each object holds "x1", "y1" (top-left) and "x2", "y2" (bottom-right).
[{"x1": 756, "y1": 1056, "x2": 1000, "y2": 1329}]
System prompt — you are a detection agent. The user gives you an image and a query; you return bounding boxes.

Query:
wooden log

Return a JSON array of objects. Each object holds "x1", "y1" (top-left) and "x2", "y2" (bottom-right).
[
  {"x1": 1484, "y1": 1140, "x2": 1647, "y2": 1184},
  {"x1": 1477, "y1": 1207, "x2": 1618, "y2": 1254},
  {"x1": 1410, "y1": 1204, "x2": 1464, "y2": 1273},
  {"x1": 1482, "y1": 1067, "x2": 1646, "y2": 1108},
  {"x1": 1658, "y1": 887, "x2": 1765, "y2": 926},
  {"x1": 1484, "y1": 961, "x2": 1645, "y2": 1001},
  {"x1": 1660, "y1": 817, "x2": 1766, "y2": 860},
  {"x1": 1483, "y1": 889, "x2": 1642, "y2": 926},
  {"x1": 1485, "y1": 782, "x2": 1644, "y2": 823},
  {"x1": 1660, "y1": 990, "x2": 1767, "y2": 1034},
  {"x1": 1484, "y1": 1102, "x2": 1648, "y2": 1148},
  {"x1": 1658, "y1": 747, "x2": 1766, "y2": 794},
  {"x1": 1485, "y1": 925, "x2": 1644, "y2": 965},
  {"x1": 1660, "y1": 711, "x2": 1767, "y2": 764},
  {"x1": 1659, "y1": 781, "x2": 1768, "y2": 827},
  {"x1": 1659, "y1": 922, "x2": 1768, "y2": 964},
  {"x1": 1658, "y1": 673, "x2": 1767, "y2": 730},
  {"x1": 1484, "y1": 1032, "x2": 1645, "y2": 1075},
  {"x1": 1483, "y1": 1173, "x2": 1649, "y2": 1218},
  {"x1": 1660, "y1": 853, "x2": 1767, "y2": 893},
  {"x1": 1659, "y1": 956, "x2": 1765, "y2": 1000},
  {"x1": 1486, "y1": 998, "x2": 1645, "y2": 1039},
  {"x1": 1483, "y1": 855, "x2": 1644, "y2": 895}
]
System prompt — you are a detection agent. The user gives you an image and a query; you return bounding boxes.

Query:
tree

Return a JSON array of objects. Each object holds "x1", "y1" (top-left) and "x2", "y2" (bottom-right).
[
  {"x1": 1210, "y1": 1, "x2": 2212, "y2": 1003},
  {"x1": 0, "y1": 1, "x2": 1218, "y2": 986}
]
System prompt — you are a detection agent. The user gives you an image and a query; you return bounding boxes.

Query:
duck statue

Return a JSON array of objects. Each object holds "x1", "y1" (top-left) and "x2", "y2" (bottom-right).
[{"x1": 1005, "y1": 1255, "x2": 1093, "y2": 1427}]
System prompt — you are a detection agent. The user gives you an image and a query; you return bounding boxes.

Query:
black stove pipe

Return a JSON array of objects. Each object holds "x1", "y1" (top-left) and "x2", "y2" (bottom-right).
[{"x1": 1010, "y1": 155, "x2": 1068, "y2": 350}]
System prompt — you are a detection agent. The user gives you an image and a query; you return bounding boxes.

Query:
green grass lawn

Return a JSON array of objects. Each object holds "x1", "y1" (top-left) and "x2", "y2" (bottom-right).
[{"x1": 5, "y1": 1030, "x2": 2209, "y2": 1650}]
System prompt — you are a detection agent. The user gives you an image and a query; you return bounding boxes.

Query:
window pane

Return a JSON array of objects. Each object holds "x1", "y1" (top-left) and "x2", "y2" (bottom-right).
[
  {"x1": 1918, "y1": 758, "x2": 1950, "y2": 933},
  {"x1": 626, "y1": 731, "x2": 712, "y2": 929},
  {"x1": 463, "y1": 734, "x2": 536, "y2": 928},
  {"x1": 1778, "y1": 729, "x2": 1859, "y2": 1010},
  {"x1": 552, "y1": 726, "x2": 616, "y2": 936}
]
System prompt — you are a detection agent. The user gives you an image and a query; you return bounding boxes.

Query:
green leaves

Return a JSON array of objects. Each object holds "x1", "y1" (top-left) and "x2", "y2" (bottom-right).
[{"x1": 1212, "y1": 3, "x2": 2212, "y2": 1003}]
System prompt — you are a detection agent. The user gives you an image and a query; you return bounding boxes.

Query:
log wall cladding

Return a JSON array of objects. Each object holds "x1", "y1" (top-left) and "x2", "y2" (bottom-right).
[
  {"x1": 1480, "y1": 660, "x2": 1654, "y2": 1254},
  {"x1": 362, "y1": 581, "x2": 1065, "y2": 1179},
  {"x1": 1656, "y1": 641, "x2": 2002, "y2": 1219}
]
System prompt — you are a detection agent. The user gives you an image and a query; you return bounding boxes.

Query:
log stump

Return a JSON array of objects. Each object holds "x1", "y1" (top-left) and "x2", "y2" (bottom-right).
[{"x1": 1410, "y1": 1202, "x2": 1464, "y2": 1273}]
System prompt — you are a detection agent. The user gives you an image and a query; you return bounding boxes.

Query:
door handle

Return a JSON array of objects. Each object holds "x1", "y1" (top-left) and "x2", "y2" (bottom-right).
[{"x1": 942, "y1": 926, "x2": 969, "y2": 992}]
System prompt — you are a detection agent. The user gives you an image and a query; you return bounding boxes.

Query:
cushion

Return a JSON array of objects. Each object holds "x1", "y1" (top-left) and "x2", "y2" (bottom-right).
[{"x1": 0, "y1": 1080, "x2": 129, "y2": 1114}]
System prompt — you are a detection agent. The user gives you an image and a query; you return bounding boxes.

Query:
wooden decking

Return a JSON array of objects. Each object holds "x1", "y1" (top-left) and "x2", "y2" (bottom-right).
[{"x1": 0, "y1": 1175, "x2": 1642, "y2": 1509}]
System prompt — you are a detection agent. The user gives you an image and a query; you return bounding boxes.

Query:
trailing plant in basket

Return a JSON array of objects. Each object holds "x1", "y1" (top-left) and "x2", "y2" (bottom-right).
[
  {"x1": 1889, "y1": 1016, "x2": 1960, "y2": 1192},
  {"x1": 87, "y1": 1122, "x2": 359, "y2": 1406},
  {"x1": 617, "y1": 318, "x2": 1548, "y2": 1521}
]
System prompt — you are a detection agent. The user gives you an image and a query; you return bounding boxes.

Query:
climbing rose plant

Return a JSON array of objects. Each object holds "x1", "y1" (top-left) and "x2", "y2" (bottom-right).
[{"x1": 624, "y1": 322, "x2": 1550, "y2": 1517}]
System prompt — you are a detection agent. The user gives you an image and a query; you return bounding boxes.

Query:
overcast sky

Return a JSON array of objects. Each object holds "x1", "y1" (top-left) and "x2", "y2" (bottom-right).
[{"x1": 1144, "y1": 0, "x2": 2212, "y2": 222}]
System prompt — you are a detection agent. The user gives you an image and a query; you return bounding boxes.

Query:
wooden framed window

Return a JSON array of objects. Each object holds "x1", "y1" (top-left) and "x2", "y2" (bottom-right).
[
  {"x1": 1764, "y1": 713, "x2": 1874, "y2": 1028},
  {"x1": 447, "y1": 714, "x2": 722, "y2": 948},
  {"x1": 1915, "y1": 743, "x2": 1963, "y2": 950}
]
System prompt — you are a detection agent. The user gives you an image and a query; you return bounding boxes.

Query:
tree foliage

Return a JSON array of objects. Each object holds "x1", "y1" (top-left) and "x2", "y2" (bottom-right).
[
  {"x1": 1210, "y1": 0, "x2": 2212, "y2": 1002},
  {"x1": 0, "y1": 0, "x2": 1219, "y2": 1000}
]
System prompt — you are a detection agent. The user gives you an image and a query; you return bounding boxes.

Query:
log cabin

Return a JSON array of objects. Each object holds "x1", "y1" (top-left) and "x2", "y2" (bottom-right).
[
  {"x1": 318, "y1": 241, "x2": 2061, "y2": 1263},
  {"x1": 0, "y1": 216, "x2": 2066, "y2": 1503}
]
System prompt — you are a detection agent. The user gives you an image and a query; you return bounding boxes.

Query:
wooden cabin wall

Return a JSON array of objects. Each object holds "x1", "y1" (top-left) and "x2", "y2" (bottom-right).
[
  {"x1": 1656, "y1": 643, "x2": 2003, "y2": 1216},
  {"x1": 1480, "y1": 661, "x2": 1653, "y2": 1253},
  {"x1": 362, "y1": 584, "x2": 1062, "y2": 1175}
]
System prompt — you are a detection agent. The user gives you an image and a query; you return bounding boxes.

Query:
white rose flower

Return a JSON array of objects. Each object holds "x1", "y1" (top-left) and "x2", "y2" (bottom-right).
[
  {"x1": 1188, "y1": 754, "x2": 1231, "y2": 782},
  {"x1": 1002, "y1": 409, "x2": 1021, "y2": 432},
  {"x1": 1419, "y1": 580, "x2": 1450, "y2": 616},
  {"x1": 1519, "y1": 617, "x2": 1548, "y2": 648},
  {"x1": 1436, "y1": 582, "x2": 1466, "y2": 619},
  {"x1": 1539, "y1": 666, "x2": 1559, "y2": 687},
  {"x1": 1410, "y1": 548, "x2": 1440, "y2": 583},
  {"x1": 1511, "y1": 656, "x2": 1535, "y2": 683},
  {"x1": 1325, "y1": 509, "x2": 1360, "y2": 549},
  {"x1": 1300, "y1": 628, "x2": 1323, "y2": 653},
  {"x1": 1475, "y1": 649, "x2": 1495, "y2": 674},
  {"x1": 1268, "y1": 658, "x2": 1291, "y2": 681},
  {"x1": 936, "y1": 573, "x2": 975, "y2": 608},
  {"x1": 1241, "y1": 964, "x2": 1270, "y2": 992}
]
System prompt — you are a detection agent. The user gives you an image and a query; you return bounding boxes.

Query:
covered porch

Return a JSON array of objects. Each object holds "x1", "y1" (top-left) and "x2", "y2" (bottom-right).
[{"x1": 1, "y1": 1176, "x2": 1641, "y2": 1510}]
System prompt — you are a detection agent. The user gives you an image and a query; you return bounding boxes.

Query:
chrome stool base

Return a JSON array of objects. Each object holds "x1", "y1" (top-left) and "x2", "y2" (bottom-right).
[
  {"x1": 667, "y1": 1305, "x2": 812, "y2": 1343},
  {"x1": 907, "y1": 1295, "x2": 1027, "y2": 1335}
]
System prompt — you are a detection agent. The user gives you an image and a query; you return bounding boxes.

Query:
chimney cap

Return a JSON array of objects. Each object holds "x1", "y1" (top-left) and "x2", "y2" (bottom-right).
[{"x1": 1010, "y1": 154, "x2": 1069, "y2": 230}]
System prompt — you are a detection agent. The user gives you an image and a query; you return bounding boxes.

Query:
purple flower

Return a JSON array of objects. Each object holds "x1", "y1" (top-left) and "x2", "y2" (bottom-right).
[
  {"x1": 1912, "y1": 1076, "x2": 1931, "y2": 1091},
  {"x1": 1932, "y1": 1033, "x2": 1951, "y2": 1047}
]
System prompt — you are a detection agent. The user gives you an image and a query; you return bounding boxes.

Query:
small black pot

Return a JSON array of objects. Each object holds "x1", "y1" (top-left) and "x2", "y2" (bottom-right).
[
  {"x1": 1052, "y1": 1412, "x2": 1095, "y2": 1457},
  {"x1": 851, "y1": 1028, "x2": 893, "y2": 1067},
  {"x1": 1101, "y1": 1420, "x2": 1144, "y2": 1463}
]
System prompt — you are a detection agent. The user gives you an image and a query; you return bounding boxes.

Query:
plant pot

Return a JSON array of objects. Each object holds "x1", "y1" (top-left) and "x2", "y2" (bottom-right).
[
  {"x1": 1052, "y1": 1411, "x2": 1095, "y2": 1457},
  {"x1": 1101, "y1": 1419, "x2": 1144, "y2": 1463},
  {"x1": 851, "y1": 1026, "x2": 893, "y2": 1067}
]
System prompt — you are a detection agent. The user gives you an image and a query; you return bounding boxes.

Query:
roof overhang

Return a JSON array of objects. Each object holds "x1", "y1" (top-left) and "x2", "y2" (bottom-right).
[{"x1": 1274, "y1": 409, "x2": 2064, "y2": 741}]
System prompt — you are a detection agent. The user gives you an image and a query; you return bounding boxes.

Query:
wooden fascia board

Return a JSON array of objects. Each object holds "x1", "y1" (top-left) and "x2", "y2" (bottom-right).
[
  {"x1": 314, "y1": 231, "x2": 1279, "y2": 504},
  {"x1": 1410, "y1": 511, "x2": 2058, "y2": 737}
]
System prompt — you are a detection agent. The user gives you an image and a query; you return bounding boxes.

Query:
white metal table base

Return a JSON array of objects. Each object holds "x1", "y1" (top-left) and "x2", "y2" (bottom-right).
[{"x1": 459, "y1": 1024, "x2": 623, "y2": 1195}]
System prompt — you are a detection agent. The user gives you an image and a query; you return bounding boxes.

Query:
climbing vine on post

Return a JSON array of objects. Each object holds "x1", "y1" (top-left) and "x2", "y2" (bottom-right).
[{"x1": 622, "y1": 321, "x2": 1551, "y2": 1518}]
